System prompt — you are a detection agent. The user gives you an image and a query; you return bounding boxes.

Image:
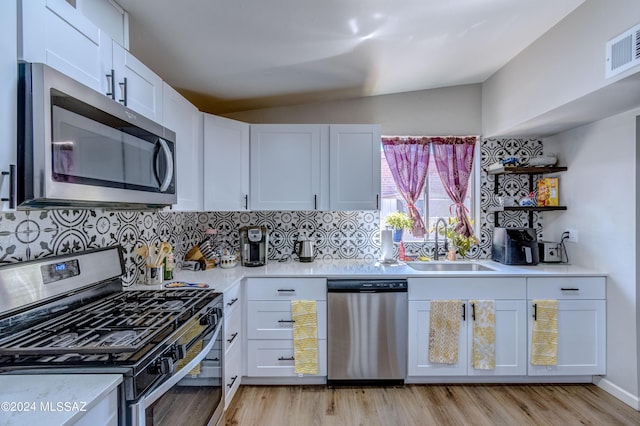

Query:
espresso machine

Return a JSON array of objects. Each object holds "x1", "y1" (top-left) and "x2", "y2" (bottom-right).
[{"x1": 239, "y1": 226, "x2": 268, "y2": 267}]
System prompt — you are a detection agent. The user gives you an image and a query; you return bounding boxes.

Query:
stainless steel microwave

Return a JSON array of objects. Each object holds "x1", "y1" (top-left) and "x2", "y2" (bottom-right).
[{"x1": 16, "y1": 62, "x2": 176, "y2": 209}]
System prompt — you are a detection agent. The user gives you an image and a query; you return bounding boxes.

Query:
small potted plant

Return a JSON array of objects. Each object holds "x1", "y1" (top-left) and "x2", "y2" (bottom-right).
[
  {"x1": 384, "y1": 211, "x2": 414, "y2": 242},
  {"x1": 435, "y1": 217, "x2": 479, "y2": 259}
]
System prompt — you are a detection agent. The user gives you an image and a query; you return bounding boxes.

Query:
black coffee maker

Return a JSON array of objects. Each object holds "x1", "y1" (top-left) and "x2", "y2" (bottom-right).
[
  {"x1": 239, "y1": 226, "x2": 268, "y2": 267},
  {"x1": 491, "y1": 227, "x2": 539, "y2": 265}
]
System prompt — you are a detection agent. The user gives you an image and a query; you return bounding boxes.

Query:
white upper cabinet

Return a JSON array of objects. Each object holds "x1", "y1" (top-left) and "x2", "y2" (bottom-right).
[
  {"x1": 329, "y1": 125, "x2": 381, "y2": 210},
  {"x1": 109, "y1": 41, "x2": 163, "y2": 123},
  {"x1": 203, "y1": 114, "x2": 250, "y2": 211},
  {"x1": 1, "y1": 0, "x2": 17, "y2": 211},
  {"x1": 19, "y1": 0, "x2": 163, "y2": 123},
  {"x1": 18, "y1": 0, "x2": 111, "y2": 94},
  {"x1": 250, "y1": 125, "x2": 329, "y2": 211},
  {"x1": 162, "y1": 83, "x2": 202, "y2": 211}
]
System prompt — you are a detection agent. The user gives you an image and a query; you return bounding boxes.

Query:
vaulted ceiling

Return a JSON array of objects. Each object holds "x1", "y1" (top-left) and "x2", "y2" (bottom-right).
[{"x1": 117, "y1": 0, "x2": 584, "y2": 114}]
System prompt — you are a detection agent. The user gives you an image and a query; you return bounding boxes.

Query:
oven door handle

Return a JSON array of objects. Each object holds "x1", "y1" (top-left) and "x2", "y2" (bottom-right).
[{"x1": 138, "y1": 319, "x2": 222, "y2": 408}]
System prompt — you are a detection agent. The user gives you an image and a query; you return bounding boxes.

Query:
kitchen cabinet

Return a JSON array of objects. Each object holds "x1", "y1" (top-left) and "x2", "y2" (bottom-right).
[
  {"x1": 107, "y1": 41, "x2": 164, "y2": 123},
  {"x1": 487, "y1": 166, "x2": 568, "y2": 227},
  {"x1": 73, "y1": 385, "x2": 119, "y2": 426},
  {"x1": 527, "y1": 277, "x2": 606, "y2": 376},
  {"x1": 18, "y1": 0, "x2": 111, "y2": 94},
  {"x1": 250, "y1": 125, "x2": 329, "y2": 211},
  {"x1": 0, "y1": 0, "x2": 17, "y2": 211},
  {"x1": 223, "y1": 282, "x2": 243, "y2": 408},
  {"x1": 203, "y1": 114, "x2": 250, "y2": 211},
  {"x1": 329, "y1": 125, "x2": 381, "y2": 210},
  {"x1": 245, "y1": 278, "x2": 327, "y2": 380},
  {"x1": 407, "y1": 278, "x2": 527, "y2": 378},
  {"x1": 19, "y1": 0, "x2": 163, "y2": 123},
  {"x1": 163, "y1": 83, "x2": 202, "y2": 211}
]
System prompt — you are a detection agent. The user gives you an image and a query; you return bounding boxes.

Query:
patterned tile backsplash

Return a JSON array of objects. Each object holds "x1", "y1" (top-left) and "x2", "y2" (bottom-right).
[{"x1": 0, "y1": 138, "x2": 543, "y2": 284}]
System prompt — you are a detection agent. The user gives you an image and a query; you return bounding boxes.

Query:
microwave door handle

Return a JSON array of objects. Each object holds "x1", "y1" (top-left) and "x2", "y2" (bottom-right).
[{"x1": 155, "y1": 139, "x2": 174, "y2": 192}]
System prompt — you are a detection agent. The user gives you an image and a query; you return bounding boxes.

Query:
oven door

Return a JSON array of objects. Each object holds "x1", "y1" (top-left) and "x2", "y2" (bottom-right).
[{"x1": 129, "y1": 319, "x2": 224, "y2": 426}]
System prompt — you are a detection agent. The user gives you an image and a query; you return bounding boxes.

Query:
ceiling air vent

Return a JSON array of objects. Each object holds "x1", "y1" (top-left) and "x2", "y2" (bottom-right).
[{"x1": 606, "y1": 24, "x2": 640, "y2": 78}]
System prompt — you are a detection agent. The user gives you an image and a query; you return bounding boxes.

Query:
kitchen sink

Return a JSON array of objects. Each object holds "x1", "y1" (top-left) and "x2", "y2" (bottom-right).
[{"x1": 405, "y1": 261, "x2": 496, "y2": 272}]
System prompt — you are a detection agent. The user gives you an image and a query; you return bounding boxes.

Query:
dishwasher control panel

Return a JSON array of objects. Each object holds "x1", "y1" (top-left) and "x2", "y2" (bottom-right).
[{"x1": 327, "y1": 279, "x2": 407, "y2": 292}]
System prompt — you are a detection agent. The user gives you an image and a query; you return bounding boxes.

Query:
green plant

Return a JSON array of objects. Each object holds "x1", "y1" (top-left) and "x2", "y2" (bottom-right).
[
  {"x1": 434, "y1": 217, "x2": 479, "y2": 257},
  {"x1": 384, "y1": 211, "x2": 414, "y2": 230}
]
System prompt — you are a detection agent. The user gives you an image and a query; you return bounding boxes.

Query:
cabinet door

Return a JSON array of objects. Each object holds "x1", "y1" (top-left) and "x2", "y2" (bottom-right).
[
  {"x1": 407, "y1": 301, "x2": 467, "y2": 376},
  {"x1": 0, "y1": 0, "x2": 17, "y2": 211},
  {"x1": 203, "y1": 114, "x2": 250, "y2": 211},
  {"x1": 112, "y1": 41, "x2": 163, "y2": 122},
  {"x1": 329, "y1": 125, "x2": 381, "y2": 210},
  {"x1": 250, "y1": 124, "x2": 328, "y2": 210},
  {"x1": 162, "y1": 83, "x2": 202, "y2": 211},
  {"x1": 19, "y1": 0, "x2": 111, "y2": 94},
  {"x1": 528, "y1": 299, "x2": 606, "y2": 376},
  {"x1": 468, "y1": 300, "x2": 527, "y2": 376}
]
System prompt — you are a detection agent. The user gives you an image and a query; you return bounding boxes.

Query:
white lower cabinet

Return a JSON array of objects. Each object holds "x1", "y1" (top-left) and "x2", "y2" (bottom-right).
[
  {"x1": 408, "y1": 278, "x2": 528, "y2": 378},
  {"x1": 223, "y1": 283, "x2": 243, "y2": 408},
  {"x1": 73, "y1": 386, "x2": 118, "y2": 426},
  {"x1": 527, "y1": 277, "x2": 606, "y2": 376},
  {"x1": 245, "y1": 278, "x2": 327, "y2": 379}
]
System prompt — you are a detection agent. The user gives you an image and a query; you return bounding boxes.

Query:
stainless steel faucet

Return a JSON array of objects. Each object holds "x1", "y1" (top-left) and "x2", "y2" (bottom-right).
[{"x1": 434, "y1": 218, "x2": 449, "y2": 261}]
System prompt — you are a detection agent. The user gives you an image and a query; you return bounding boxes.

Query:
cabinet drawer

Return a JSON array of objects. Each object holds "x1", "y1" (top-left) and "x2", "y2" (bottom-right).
[
  {"x1": 409, "y1": 278, "x2": 526, "y2": 300},
  {"x1": 224, "y1": 307, "x2": 242, "y2": 353},
  {"x1": 246, "y1": 339, "x2": 327, "y2": 377},
  {"x1": 527, "y1": 277, "x2": 605, "y2": 299},
  {"x1": 246, "y1": 278, "x2": 327, "y2": 300},
  {"x1": 224, "y1": 282, "x2": 242, "y2": 317},
  {"x1": 224, "y1": 342, "x2": 242, "y2": 408},
  {"x1": 247, "y1": 301, "x2": 327, "y2": 339}
]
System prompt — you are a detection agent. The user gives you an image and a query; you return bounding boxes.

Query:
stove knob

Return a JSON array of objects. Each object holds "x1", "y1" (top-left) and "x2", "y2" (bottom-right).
[
  {"x1": 172, "y1": 344, "x2": 187, "y2": 360},
  {"x1": 151, "y1": 357, "x2": 174, "y2": 375},
  {"x1": 200, "y1": 311, "x2": 217, "y2": 326}
]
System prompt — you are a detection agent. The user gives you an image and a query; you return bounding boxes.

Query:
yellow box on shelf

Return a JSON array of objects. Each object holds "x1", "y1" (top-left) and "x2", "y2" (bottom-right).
[{"x1": 537, "y1": 177, "x2": 559, "y2": 206}]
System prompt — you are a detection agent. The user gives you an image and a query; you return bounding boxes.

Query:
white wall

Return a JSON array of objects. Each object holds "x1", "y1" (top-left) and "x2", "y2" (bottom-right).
[
  {"x1": 223, "y1": 84, "x2": 482, "y2": 136},
  {"x1": 544, "y1": 106, "x2": 639, "y2": 407},
  {"x1": 483, "y1": 0, "x2": 640, "y2": 137}
]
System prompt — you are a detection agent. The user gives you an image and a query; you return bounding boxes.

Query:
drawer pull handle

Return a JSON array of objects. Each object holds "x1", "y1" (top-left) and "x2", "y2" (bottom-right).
[
  {"x1": 227, "y1": 298, "x2": 239, "y2": 307},
  {"x1": 226, "y1": 332, "x2": 238, "y2": 344},
  {"x1": 277, "y1": 319, "x2": 295, "y2": 323},
  {"x1": 227, "y1": 375, "x2": 238, "y2": 388},
  {"x1": 277, "y1": 289, "x2": 296, "y2": 292},
  {"x1": 278, "y1": 356, "x2": 295, "y2": 361},
  {"x1": 560, "y1": 288, "x2": 580, "y2": 291}
]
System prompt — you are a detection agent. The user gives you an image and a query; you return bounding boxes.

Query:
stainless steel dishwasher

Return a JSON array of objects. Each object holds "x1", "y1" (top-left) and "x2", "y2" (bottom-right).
[{"x1": 327, "y1": 279, "x2": 408, "y2": 386}]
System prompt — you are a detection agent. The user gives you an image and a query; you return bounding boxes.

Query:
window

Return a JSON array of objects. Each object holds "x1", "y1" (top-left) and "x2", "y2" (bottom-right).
[{"x1": 380, "y1": 144, "x2": 478, "y2": 242}]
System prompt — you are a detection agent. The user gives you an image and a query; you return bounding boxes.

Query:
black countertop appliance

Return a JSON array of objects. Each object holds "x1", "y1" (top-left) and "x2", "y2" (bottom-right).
[{"x1": 492, "y1": 227, "x2": 539, "y2": 265}]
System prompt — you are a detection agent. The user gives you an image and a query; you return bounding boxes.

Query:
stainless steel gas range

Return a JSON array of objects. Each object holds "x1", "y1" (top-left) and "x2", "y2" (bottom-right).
[{"x1": 0, "y1": 246, "x2": 224, "y2": 426}]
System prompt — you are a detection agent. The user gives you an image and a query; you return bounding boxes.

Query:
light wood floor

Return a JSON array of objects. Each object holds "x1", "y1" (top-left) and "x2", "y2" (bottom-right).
[{"x1": 224, "y1": 384, "x2": 640, "y2": 426}]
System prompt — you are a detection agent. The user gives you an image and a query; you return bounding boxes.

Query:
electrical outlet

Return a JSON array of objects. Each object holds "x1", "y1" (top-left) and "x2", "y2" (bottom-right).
[{"x1": 565, "y1": 228, "x2": 578, "y2": 243}]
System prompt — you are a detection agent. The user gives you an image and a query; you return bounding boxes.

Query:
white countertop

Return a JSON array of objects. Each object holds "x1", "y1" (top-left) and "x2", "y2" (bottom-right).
[
  {"x1": 0, "y1": 374, "x2": 122, "y2": 426},
  {"x1": 127, "y1": 259, "x2": 607, "y2": 293}
]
